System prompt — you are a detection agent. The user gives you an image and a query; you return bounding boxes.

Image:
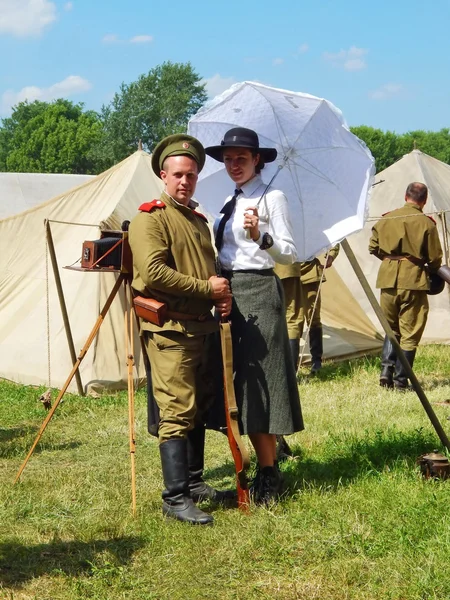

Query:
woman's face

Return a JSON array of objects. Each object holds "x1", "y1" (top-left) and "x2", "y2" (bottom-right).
[{"x1": 223, "y1": 148, "x2": 259, "y2": 187}]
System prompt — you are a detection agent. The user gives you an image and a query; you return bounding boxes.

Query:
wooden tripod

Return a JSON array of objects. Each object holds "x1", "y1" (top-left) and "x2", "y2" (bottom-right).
[{"x1": 14, "y1": 272, "x2": 138, "y2": 516}]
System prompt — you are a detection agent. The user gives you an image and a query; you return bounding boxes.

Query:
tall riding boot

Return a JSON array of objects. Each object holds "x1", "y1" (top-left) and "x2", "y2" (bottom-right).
[
  {"x1": 187, "y1": 425, "x2": 236, "y2": 503},
  {"x1": 309, "y1": 326, "x2": 323, "y2": 373},
  {"x1": 159, "y1": 438, "x2": 213, "y2": 525},
  {"x1": 393, "y1": 349, "x2": 416, "y2": 391},
  {"x1": 289, "y1": 338, "x2": 300, "y2": 371},
  {"x1": 379, "y1": 336, "x2": 397, "y2": 388}
]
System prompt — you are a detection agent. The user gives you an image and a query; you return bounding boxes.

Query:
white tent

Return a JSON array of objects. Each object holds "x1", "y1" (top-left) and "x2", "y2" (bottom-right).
[
  {"x1": 0, "y1": 151, "x2": 163, "y2": 392},
  {"x1": 333, "y1": 150, "x2": 450, "y2": 344},
  {"x1": 0, "y1": 150, "x2": 384, "y2": 392},
  {"x1": 0, "y1": 172, "x2": 94, "y2": 219}
]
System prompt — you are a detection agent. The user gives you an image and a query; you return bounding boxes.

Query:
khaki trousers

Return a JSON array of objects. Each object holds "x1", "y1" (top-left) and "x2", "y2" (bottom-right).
[
  {"x1": 380, "y1": 289, "x2": 429, "y2": 351},
  {"x1": 145, "y1": 331, "x2": 215, "y2": 443},
  {"x1": 282, "y1": 279, "x2": 321, "y2": 340}
]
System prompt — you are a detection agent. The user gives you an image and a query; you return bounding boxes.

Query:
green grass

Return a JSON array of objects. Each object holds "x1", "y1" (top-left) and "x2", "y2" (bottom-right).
[{"x1": 2, "y1": 345, "x2": 450, "y2": 599}]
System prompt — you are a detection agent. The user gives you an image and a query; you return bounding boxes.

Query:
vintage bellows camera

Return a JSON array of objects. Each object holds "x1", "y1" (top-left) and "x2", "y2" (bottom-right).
[{"x1": 81, "y1": 226, "x2": 132, "y2": 273}]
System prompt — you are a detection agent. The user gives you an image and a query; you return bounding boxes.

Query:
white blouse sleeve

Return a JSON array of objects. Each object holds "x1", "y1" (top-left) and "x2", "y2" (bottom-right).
[{"x1": 261, "y1": 189, "x2": 298, "y2": 265}]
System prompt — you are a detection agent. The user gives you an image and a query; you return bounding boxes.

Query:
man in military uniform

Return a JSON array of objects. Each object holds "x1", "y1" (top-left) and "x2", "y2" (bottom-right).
[
  {"x1": 369, "y1": 182, "x2": 442, "y2": 390},
  {"x1": 129, "y1": 134, "x2": 233, "y2": 525},
  {"x1": 275, "y1": 245, "x2": 339, "y2": 373}
]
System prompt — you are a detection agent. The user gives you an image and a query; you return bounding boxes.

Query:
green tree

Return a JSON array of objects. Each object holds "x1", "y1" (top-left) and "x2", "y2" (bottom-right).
[
  {"x1": 350, "y1": 125, "x2": 402, "y2": 172},
  {"x1": 0, "y1": 99, "x2": 103, "y2": 173},
  {"x1": 94, "y1": 61, "x2": 207, "y2": 169}
]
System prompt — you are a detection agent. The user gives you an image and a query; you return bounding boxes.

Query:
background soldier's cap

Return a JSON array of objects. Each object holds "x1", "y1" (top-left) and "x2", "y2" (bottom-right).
[{"x1": 151, "y1": 134, "x2": 206, "y2": 177}]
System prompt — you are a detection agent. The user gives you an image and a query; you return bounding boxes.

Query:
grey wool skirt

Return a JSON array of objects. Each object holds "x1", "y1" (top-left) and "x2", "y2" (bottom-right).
[{"x1": 227, "y1": 269, "x2": 304, "y2": 435}]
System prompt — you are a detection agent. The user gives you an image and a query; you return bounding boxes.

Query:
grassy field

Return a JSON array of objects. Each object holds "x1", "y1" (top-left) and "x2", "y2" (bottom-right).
[{"x1": 2, "y1": 346, "x2": 450, "y2": 599}]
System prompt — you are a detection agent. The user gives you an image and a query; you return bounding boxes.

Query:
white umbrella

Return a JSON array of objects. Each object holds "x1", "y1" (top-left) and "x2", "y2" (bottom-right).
[{"x1": 188, "y1": 81, "x2": 375, "y2": 260}]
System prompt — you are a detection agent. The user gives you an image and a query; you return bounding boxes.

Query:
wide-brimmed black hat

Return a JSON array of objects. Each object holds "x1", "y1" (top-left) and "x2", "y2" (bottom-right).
[{"x1": 204, "y1": 127, "x2": 277, "y2": 163}]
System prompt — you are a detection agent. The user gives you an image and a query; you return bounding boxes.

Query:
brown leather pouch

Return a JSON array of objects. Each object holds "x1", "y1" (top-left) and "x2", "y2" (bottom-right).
[{"x1": 133, "y1": 296, "x2": 167, "y2": 326}]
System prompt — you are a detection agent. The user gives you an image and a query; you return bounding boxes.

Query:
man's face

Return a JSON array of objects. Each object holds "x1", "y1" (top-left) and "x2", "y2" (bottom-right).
[
  {"x1": 160, "y1": 155, "x2": 199, "y2": 204},
  {"x1": 223, "y1": 148, "x2": 259, "y2": 187}
]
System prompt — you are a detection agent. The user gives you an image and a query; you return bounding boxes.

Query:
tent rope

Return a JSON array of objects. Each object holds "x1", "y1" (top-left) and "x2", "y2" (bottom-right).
[{"x1": 297, "y1": 249, "x2": 330, "y2": 371}]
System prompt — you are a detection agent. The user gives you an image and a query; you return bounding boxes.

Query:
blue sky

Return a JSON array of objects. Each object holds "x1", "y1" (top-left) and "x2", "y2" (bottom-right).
[{"x1": 1, "y1": 0, "x2": 449, "y2": 133}]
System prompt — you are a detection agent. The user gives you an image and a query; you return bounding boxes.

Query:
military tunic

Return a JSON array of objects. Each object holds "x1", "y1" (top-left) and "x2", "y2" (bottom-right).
[
  {"x1": 129, "y1": 192, "x2": 218, "y2": 442},
  {"x1": 369, "y1": 202, "x2": 442, "y2": 350},
  {"x1": 274, "y1": 245, "x2": 340, "y2": 340}
]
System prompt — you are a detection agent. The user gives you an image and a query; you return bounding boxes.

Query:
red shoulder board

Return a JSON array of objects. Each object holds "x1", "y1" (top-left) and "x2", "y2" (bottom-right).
[
  {"x1": 139, "y1": 199, "x2": 166, "y2": 213},
  {"x1": 427, "y1": 215, "x2": 437, "y2": 224},
  {"x1": 192, "y1": 210, "x2": 208, "y2": 223}
]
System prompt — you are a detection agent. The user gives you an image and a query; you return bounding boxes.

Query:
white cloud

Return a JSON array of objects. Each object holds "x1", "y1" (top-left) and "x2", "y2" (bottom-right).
[
  {"x1": 298, "y1": 43, "x2": 309, "y2": 54},
  {"x1": 130, "y1": 34, "x2": 153, "y2": 44},
  {"x1": 102, "y1": 33, "x2": 119, "y2": 43},
  {"x1": 102, "y1": 33, "x2": 153, "y2": 44},
  {"x1": 64, "y1": 1, "x2": 73, "y2": 10},
  {"x1": 323, "y1": 46, "x2": 368, "y2": 71},
  {"x1": 369, "y1": 83, "x2": 403, "y2": 100},
  {"x1": 0, "y1": 0, "x2": 57, "y2": 37},
  {"x1": 202, "y1": 74, "x2": 237, "y2": 98},
  {"x1": 2, "y1": 75, "x2": 92, "y2": 112},
  {"x1": 272, "y1": 58, "x2": 284, "y2": 66}
]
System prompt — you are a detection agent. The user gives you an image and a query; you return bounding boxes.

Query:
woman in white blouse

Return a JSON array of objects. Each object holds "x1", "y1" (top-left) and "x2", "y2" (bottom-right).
[{"x1": 205, "y1": 127, "x2": 304, "y2": 504}]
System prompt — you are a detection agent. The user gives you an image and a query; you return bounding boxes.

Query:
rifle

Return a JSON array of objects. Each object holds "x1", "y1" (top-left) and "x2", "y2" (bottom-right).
[{"x1": 219, "y1": 321, "x2": 250, "y2": 509}]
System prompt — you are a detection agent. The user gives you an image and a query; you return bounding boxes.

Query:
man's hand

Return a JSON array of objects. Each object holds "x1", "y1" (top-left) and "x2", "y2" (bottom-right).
[
  {"x1": 209, "y1": 276, "x2": 231, "y2": 299},
  {"x1": 214, "y1": 295, "x2": 232, "y2": 318},
  {"x1": 325, "y1": 255, "x2": 335, "y2": 269}
]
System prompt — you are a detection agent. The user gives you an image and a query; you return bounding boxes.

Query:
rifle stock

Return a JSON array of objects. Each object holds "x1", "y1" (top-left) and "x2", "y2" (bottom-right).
[{"x1": 219, "y1": 321, "x2": 250, "y2": 509}]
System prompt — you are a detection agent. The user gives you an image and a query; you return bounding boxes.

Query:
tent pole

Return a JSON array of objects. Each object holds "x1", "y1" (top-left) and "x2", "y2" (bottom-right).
[
  {"x1": 124, "y1": 279, "x2": 137, "y2": 516},
  {"x1": 45, "y1": 220, "x2": 84, "y2": 396},
  {"x1": 341, "y1": 238, "x2": 450, "y2": 452},
  {"x1": 14, "y1": 273, "x2": 125, "y2": 483}
]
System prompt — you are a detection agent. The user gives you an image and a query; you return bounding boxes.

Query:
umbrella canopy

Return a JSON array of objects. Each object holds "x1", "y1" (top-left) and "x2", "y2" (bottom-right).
[{"x1": 188, "y1": 81, "x2": 375, "y2": 260}]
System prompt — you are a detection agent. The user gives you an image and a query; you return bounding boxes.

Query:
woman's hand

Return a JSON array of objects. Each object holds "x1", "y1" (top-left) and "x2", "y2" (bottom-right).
[
  {"x1": 214, "y1": 295, "x2": 232, "y2": 319},
  {"x1": 243, "y1": 206, "x2": 260, "y2": 242}
]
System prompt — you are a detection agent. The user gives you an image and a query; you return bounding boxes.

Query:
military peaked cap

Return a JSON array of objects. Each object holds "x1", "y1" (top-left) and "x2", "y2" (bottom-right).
[{"x1": 151, "y1": 134, "x2": 206, "y2": 178}]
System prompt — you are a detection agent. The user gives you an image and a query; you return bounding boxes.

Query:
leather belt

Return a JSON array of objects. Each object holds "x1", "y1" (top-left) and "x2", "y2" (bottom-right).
[
  {"x1": 383, "y1": 255, "x2": 425, "y2": 267},
  {"x1": 166, "y1": 310, "x2": 210, "y2": 322}
]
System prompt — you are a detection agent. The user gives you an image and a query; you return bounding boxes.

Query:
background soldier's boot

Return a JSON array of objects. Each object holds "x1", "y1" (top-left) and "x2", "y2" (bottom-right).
[
  {"x1": 187, "y1": 425, "x2": 236, "y2": 504},
  {"x1": 379, "y1": 336, "x2": 396, "y2": 388},
  {"x1": 309, "y1": 326, "x2": 323, "y2": 373},
  {"x1": 160, "y1": 438, "x2": 213, "y2": 525},
  {"x1": 289, "y1": 338, "x2": 300, "y2": 371},
  {"x1": 276, "y1": 435, "x2": 293, "y2": 462},
  {"x1": 393, "y1": 349, "x2": 416, "y2": 391}
]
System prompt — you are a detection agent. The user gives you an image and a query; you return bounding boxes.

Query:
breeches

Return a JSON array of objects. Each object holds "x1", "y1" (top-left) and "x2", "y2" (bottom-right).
[
  {"x1": 282, "y1": 279, "x2": 321, "y2": 340},
  {"x1": 282, "y1": 277, "x2": 304, "y2": 340},
  {"x1": 145, "y1": 331, "x2": 215, "y2": 443},
  {"x1": 380, "y1": 289, "x2": 429, "y2": 351}
]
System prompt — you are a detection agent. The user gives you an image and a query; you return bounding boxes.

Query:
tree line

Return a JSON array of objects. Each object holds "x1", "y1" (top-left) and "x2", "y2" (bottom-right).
[{"x1": 0, "y1": 61, "x2": 448, "y2": 175}]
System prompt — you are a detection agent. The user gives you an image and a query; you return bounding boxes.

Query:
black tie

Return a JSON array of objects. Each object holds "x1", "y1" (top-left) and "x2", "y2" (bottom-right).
[{"x1": 215, "y1": 188, "x2": 242, "y2": 252}]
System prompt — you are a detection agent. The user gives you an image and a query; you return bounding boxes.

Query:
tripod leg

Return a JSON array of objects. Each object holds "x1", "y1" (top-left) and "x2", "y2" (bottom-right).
[
  {"x1": 125, "y1": 281, "x2": 137, "y2": 516},
  {"x1": 14, "y1": 274, "x2": 125, "y2": 484}
]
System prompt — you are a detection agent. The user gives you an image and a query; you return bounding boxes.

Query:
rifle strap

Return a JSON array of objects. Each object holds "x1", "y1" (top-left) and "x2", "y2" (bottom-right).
[{"x1": 219, "y1": 322, "x2": 250, "y2": 471}]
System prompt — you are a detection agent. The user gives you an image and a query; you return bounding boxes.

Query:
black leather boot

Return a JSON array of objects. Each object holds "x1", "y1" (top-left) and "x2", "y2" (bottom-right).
[
  {"x1": 379, "y1": 336, "x2": 397, "y2": 388},
  {"x1": 289, "y1": 338, "x2": 300, "y2": 371},
  {"x1": 309, "y1": 326, "x2": 323, "y2": 373},
  {"x1": 393, "y1": 349, "x2": 416, "y2": 391},
  {"x1": 187, "y1": 425, "x2": 236, "y2": 504},
  {"x1": 257, "y1": 465, "x2": 283, "y2": 505},
  {"x1": 159, "y1": 438, "x2": 213, "y2": 525}
]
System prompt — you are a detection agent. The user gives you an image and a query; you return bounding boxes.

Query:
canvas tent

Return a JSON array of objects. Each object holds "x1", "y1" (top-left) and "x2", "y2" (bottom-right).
[
  {"x1": 0, "y1": 151, "x2": 163, "y2": 392},
  {"x1": 333, "y1": 150, "x2": 450, "y2": 344},
  {"x1": 0, "y1": 149, "x2": 384, "y2": 392},
  {"x1": 0, "y1": 172, "x2": 94, "y2": 219}
]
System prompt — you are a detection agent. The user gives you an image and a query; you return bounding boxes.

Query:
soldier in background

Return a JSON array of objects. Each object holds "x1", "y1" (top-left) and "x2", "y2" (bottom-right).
[
  {"x1": 369, "y1": 182, "x2": 442, "y2": 390},
  {"x1": 275, "y1": 245, "x2": 339, "y2": 373}
]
